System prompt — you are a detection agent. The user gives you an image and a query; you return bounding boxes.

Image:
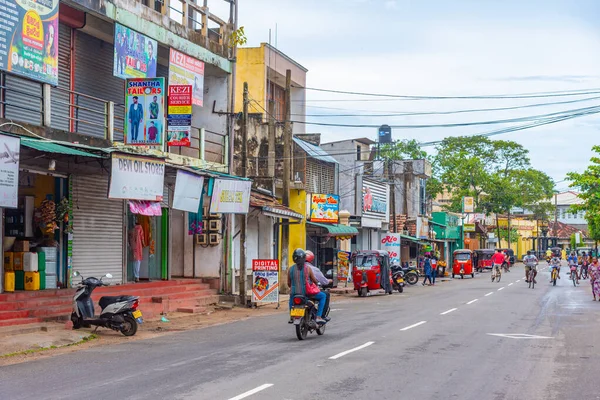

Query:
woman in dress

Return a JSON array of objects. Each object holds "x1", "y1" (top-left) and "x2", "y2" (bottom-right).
[{"x1": 589, "y1": 257, "x2": 600, "y2": 301}]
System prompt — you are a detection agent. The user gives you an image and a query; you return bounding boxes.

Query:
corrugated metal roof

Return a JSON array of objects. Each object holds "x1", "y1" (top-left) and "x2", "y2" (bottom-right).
[
  {"x1": 20, "y1": 138, "x2": 102, "y2": 158},
  {"x1": 293, "y1": 137, "x2": 338, "y2": 164}
]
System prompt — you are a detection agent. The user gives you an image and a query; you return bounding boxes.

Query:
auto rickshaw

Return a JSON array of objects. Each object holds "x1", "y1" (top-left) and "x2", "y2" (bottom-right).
[
  {"x1": 352, "y1": 250, "x2": 394, "y2": 297},
  {"x1": 474, "y1": 249, "x2": 495, "y2": 272},
  {"x1": 452, "y1": 249, "x2": 474, "y2": 279}
]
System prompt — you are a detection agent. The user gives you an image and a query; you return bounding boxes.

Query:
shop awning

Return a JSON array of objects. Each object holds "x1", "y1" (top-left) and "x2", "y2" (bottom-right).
[
  {"x1": 250, "y1": 191, "x2": 303, "y2": 220},
  {"x1": 20, "y1": 138, "x2": 102, "y2": 158},
  {"x1": 307, "y1": 221, "x2": 359, "y2": 237},
  {"x1": 399, "y1": 234, "x2": 420, "y2": 243}
]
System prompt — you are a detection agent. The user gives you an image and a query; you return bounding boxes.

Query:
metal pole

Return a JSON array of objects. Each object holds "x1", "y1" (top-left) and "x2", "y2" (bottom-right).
[
  {"x1": 239, "y1": 82, "x2": 249, "y2": 306},
  {"x1": 280, "y1": 69, "x2": 292, "y2": 294}
]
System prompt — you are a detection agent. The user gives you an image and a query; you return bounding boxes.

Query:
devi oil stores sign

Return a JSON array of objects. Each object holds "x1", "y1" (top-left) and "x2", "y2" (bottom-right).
[{"x1": 252, "y1": 259, "x2": 279, "y2": 303}]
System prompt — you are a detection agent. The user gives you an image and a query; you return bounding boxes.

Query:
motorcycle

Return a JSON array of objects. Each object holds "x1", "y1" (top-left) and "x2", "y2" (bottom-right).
[
  {"x1": 70, "y1": 271, "x2": 142, "y2": 336},
  {"x1": 289, "y1": 289, "x2": 330, "y2": 340},
  {"x1": 390, "y1": 265, "x2": 405, "y2": 293},
  {"x1": 393, "y1": 264, "x2": 419, "y2": 285}
]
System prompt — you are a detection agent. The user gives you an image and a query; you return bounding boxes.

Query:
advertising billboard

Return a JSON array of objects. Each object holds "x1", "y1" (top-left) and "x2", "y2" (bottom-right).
[
  {"x1": 114, "y1": 23, "x2": 157, "y2": 80},
  {"x1": 168, "y1": 48, "x2": 205, "y2": 107},
  {"x1": 108, "y1": 153, "x2": 165, "y2": 201},
  {"x1": 167, "y1": 85, "x2": 192, "y2": 147},
  {"x1": 309, "y1": 194, "x2": 340, "y2": 223},
  {"x1": 0, "y1": 0, "x2": 59, "y2": 85},
  {"x1": 124, "y1": 77, "x2": 165, "y2": 146}
]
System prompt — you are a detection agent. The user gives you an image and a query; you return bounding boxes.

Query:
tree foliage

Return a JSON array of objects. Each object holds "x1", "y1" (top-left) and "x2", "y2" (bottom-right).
[
  {"x1": 567, "y1": 145, "x2": 600, "y2": 241},
  {"x1": 380, "y1": 139, "x2": 427, "y2": 160}
]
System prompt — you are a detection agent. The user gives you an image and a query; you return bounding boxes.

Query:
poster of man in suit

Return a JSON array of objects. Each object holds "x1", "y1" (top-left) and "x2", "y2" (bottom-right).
[{"x1": 124, "y1": 78, "x2": 164, "y2": 146}]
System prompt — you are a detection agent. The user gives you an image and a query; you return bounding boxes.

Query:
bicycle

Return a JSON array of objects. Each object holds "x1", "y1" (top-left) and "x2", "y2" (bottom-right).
[
  {"x1": 550, "y1": 267, "x2": 558, "y2": 286},
  {"x1": 527, "y1": 265, "x2": 537, "y2": 289},
  {"x1": 580, "y1": 266, "x2": 588, "y2": 280},
  {"x1": 570, "y1": 267, "x2": 578, "y2": 287},
  {"x1": 491, "y1": 264, "x2": 502, "y2": 283}
]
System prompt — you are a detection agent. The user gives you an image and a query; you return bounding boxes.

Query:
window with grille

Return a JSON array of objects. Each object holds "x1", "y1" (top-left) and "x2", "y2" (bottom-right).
[{"x1": 306, "y1": 159, "x2": 335, "y2": 194}]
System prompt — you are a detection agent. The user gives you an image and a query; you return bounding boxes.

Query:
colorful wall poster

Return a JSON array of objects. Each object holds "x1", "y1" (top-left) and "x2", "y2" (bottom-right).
[
  {"x1": 308, "y1": 193, "x2": 339, "y2": 223},
  {"x1": 0, "y1": 0, "x2": 59, "y2": 85},
  {"x1": 124, "y1": 78, "x2": 165, "y2": 146},
  {"x1": 168, "y1": 48, "x2": 205, "y2": 106},
  {"x1": 167, "y1": 85, "x2": 192, "y2": 147},
  {"x1": 108, "y1": 153, "x2": 165, "y2": 201},
  {"x1": 114, "y1": 23, "x2": 157, "y2": 79},
  {"x1": 252, "y1": 259, "x2": 279, "y2": 303},
  {"x1": 337, "y1": 251, "x2": 351, "y2": 282},
  {"x1": 0, "y1": 134, "x2": 20, "y2": 208}
]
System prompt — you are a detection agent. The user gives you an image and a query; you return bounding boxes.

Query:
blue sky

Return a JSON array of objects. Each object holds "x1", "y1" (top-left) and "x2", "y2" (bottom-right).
[{"x1": 216, "y1": 0, "x2": 600, "y2": 187}]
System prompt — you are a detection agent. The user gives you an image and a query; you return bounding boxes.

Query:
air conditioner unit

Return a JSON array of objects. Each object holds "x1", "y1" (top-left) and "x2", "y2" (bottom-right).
[
  {"x1": 209, "y1": 212, "x2": 222, "y2": 219},
  {"x1": 209, "y1": 233, "x2": 221, "y2": 245},
  {"x1": 209, "y1": 219, "x2": 222, "y2": 232},
  {"x1": 202, "y1": 206, "x2": 209, "y2": 217},
  {"x1": 196, "y1": 234, "x2": 208, "y2": 245}
]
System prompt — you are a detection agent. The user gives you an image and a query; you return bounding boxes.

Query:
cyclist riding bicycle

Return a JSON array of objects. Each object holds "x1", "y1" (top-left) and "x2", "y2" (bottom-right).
[
  {"x1": 491, "y1": 249, "x2": 505, "y2": 277},
  {"x1": 568, "y1": 252, "x2": 579, "y2": 284},
  {"x1": 523, "y1": 250, "x2": 538, "y2": 284},
  {"x1": 549, "y1": 256, "x2": 561, "y2": 282}
]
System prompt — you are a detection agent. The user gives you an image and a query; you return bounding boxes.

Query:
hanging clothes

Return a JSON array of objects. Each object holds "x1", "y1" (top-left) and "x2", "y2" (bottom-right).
[
  {"x1": 129, "y1": 224, "x2": 145, "y2": 262},
  {"x1": 188, "y1": 178, "x2": 212, "y2": 235},
  {"x1": 129, "y1": 201, "x2": 162, "y2": 216}
]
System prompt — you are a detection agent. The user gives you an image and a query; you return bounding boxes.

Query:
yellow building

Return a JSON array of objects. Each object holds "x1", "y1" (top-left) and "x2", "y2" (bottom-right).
[
  {"x1": 235, "y1": 43, "x2": 308, "y2": 135},
  {"x1": 497, "y1": 217, "x2": 536, "y2": 260}
]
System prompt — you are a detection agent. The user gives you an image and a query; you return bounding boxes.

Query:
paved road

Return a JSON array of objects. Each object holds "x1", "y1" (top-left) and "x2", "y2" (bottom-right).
[{"x1": 1, "y1": 263, "x2": 598, "y2": 400}]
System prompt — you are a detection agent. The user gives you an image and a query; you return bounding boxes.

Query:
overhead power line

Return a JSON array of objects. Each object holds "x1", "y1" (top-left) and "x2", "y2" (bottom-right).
[
  {"x1": 293, "y1": 86, "x2": 600, "y2": 100},
  {"x1": 294, "y1": 96, "x2": 600, "y2": 118}
]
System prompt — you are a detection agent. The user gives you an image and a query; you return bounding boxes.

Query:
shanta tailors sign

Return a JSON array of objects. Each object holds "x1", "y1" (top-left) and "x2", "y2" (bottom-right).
[
  {"x1": 252, "y1": 259, "x2": 279, "y2": 303},
  {"x1": 124, "y1": 78, "x2": 165, "y2": 146},
  {"x1": 309, "y1": 194, "x2": 339, "y2": 223}
]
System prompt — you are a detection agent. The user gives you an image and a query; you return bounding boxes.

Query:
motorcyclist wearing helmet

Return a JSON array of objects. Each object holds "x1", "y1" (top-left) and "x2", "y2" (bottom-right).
[
  {"x1": 305, "y1": 250, "x2": 332, "y2": 320},
  {"x1": 287, "y1": 249, "x2": 327, "y2": 324}
]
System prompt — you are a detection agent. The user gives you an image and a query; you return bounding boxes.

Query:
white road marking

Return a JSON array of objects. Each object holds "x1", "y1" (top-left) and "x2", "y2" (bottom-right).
[
  {"x1": 330, "y1": 309, "x2": 343, "y2": 312},
  {"x1": 498, "y1": 287, "x2": 505, "y2": 291},
  {"x1": 400, "y1": 321, "x2": 427, "y2": 331},
  {"x1": 329, "y1": 341, "x2": 375, "y2": 360},
  {"x1": 467, "y1": 299, "x2": 478, "y2": 305},
  {"x1": 440, "y1": 308, "x2": 457, "y2": 315},
  {"x1": 516, "y1": 280, "x2": 521, "y2": 283},
  {"x1": 228, "y1": 384, "x2": 274, "y2": 400},
  {"x1": 487, "y1": 333, "x2": 553, "y2": 339},
  {"x1": 485, "y1": 292, "x2": 494, "y2": 296},
  {"x1": 508, "y1": 283, "x2": 513, "y2": 286}
]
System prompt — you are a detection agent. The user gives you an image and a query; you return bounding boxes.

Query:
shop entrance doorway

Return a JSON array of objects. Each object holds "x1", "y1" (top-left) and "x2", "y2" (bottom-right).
[{"x1": 126, "y1": 209, "x2": 167, "y2": 282}]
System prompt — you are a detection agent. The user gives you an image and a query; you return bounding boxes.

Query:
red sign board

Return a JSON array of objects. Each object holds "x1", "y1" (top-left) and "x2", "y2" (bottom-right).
[
  {"x1": 252, "y1": 259, "x2": 279, "y2": 271},
  {"x1": 167, "y1": 85, "x2": 192, "y2": 147}
]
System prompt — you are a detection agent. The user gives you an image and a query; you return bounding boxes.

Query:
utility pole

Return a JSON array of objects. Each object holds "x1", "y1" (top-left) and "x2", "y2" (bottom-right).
[
  {"x1": 388, "y1": 159, "x2": 397, "y2": 233},
  {"x1": 281, "y1": 69, "x2": 292, "y2": 293},
  {"x1": 239, "y1": 82, "x2": 249, "y2": 306},
  {"x1": 553, "y1": 192, "x2": 558, "y2": 239},
  {"x1": 507, "y1": 209, "x2": 511, "y2": 250},
  {"x1": 268, "y1": 99, "x2": 276, "y2": 180}
]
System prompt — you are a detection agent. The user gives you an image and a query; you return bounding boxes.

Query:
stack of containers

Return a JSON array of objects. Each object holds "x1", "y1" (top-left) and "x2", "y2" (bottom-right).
[
  {"x1": 38, "y1": 251, "x2": 46, "y2": 290},
  {"x1": 23, "y1": 252, "x2": 39, "y2": 291},
  {"x1": 13, "y1": 252, "x2": 25, "y2": 290},
  {"x1": 39, "y1": 247, "x2": 58, "y2": 289},
  {"x1": 3, "y1": 252, "x2": 15, "y2": 292}
]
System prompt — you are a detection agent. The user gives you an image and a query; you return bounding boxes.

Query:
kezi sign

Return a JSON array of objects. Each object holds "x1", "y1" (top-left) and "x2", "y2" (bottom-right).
[{"x1": 167, "y1": 85, "x2": 192, "y2": 147}]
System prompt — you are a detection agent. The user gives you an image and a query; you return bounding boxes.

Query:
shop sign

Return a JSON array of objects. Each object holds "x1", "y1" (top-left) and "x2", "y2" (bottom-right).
[
  {"x1": 463, "y1": 196, "x2": 474, "y2": 213},
  {"x1": 167, "y1": 85, "x2": 192, "y2": 147},
  {"x1": 251, "y1": 259, "x2": 279, "y2": 303},
  {"x1": 124, "y1": 78, "x2": 165, "y2": 146},
  {"x1": 108, "y1": 153, "x2": 165, "y2": 201},
  {"x1": 362, "y1": 178, "x2": 388, "y2": 220},
  {"x1": 0, "y1": 134, "x2": 20, "y2": 208},
  {"x1": 173, "y1": 169, "x2": 204, "y2": 213},
  {"x1": 168, "y1": 48, "x2": 205, "y2": 107},
  {"x1": 113, "y1": 23, "x2": 157, "y2": 79},
  {"x1": 381, "y1": 233, "x2": 401, "y2": 265},
  {"x1": 463, "y1": 223, "x2": 476, "y2": 232},
  {"x1": 210, "y1": 179, "x2": 252, "y2": 214},
  {"x1": 0, "y1": 0, "x2": 59, "y2": 85},
  {"x1": 416, "y1": 216, "x2": 430, "y2": 239},
  {"x1": 337, "y1": 251, "x2": 351, "y2": 282},
  {"x1": 309, "y1": 193, "x2": 339, "y2": 223}
]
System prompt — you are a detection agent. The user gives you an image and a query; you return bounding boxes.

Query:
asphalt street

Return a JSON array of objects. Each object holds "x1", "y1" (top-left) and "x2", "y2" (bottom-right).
[{"x1": 1, "y1": 263, "x2": 598, "y2": 400}]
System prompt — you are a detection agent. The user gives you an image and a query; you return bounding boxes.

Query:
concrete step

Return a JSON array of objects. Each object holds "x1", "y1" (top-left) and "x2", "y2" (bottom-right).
[
  {"x1": 0, "y1": 310, "x2": 30, "y2": 320},
  {"x1": 0, "y1": 317, "x2": 43, "y2": 327},
  {"x1": 176, "y1": 306, "x2": 208, "y2": 314},
  {"x1": 29, "y1": 305, "x2": 73, "y2": 318}
]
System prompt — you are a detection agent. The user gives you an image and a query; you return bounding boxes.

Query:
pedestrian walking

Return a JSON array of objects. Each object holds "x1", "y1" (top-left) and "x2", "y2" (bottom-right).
[
  {"x1": 422, "y1": 254, "x2": 433, "y2": 286},
  {"x1": 430, "y1": 253, "x2": 438, "y2": 285},
  {"x1": 589, "y1": 257, "x2": 600, "y2": 301}
]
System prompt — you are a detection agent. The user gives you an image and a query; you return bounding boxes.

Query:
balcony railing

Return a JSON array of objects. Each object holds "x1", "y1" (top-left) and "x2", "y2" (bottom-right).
[{"x1": 0, "y1": 72, "x2": 227, "y2": 166}]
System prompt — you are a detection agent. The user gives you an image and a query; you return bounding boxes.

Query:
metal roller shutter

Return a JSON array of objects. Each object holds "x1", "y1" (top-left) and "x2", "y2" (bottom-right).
[
  {"x1": 72, "y1": 174, "x2": 124, "y2": 285},
  {"x1": 74, "y1": 31, "x2": 125, "y2": 140},
  {"x1": 51, "y1": 23, "x2": 72, "y2": 132},
  {"x1": 3, "y1": 73, "x2": 43, "y2": 125}
]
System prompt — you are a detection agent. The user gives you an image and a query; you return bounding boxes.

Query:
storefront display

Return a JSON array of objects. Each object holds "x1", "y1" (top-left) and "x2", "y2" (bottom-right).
[{"x1": 126, "y1": 211, "x2": 165, "y2": 282}]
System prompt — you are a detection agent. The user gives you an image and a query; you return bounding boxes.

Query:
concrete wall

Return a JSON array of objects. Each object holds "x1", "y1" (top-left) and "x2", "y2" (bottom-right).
[
  {"x1": 291, "y1": 87, "x2": 306, "y2": 134},
  {"x1": 288, "y1": 190, "x2": 307, "y2": 268},
  {"x1": 235, "y1": 47, "x2": 266, "y2": 114}
]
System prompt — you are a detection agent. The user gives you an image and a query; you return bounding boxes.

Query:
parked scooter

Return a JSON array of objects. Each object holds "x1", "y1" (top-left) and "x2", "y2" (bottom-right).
[
  {"x1": 289, "y1": 288, "x2": 330, "y2": 340},
  {"x1": 391, "y1": 269, "x2": 405, "y2": 293},
  {"x1": 70, "y1": 271, "x2": 142, "y2": 336},
  {"x1": 393, "y1": 264, "x2": 419, "y2": 285}
]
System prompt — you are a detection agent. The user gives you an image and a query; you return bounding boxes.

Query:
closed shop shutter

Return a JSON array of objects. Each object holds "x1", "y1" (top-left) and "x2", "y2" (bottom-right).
[
  {"x1": 3, "y1": 73, "x2": 43, "y2": 125},
  {"x1": 72, "y1": 174, "x2": 124, "y2": 285},
  {"x1": 51, "y1": 23, "x2": 72, "y2": 132},
  {"x1": 74, "y1": 31, "x2": 125, "y2": 140}
]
